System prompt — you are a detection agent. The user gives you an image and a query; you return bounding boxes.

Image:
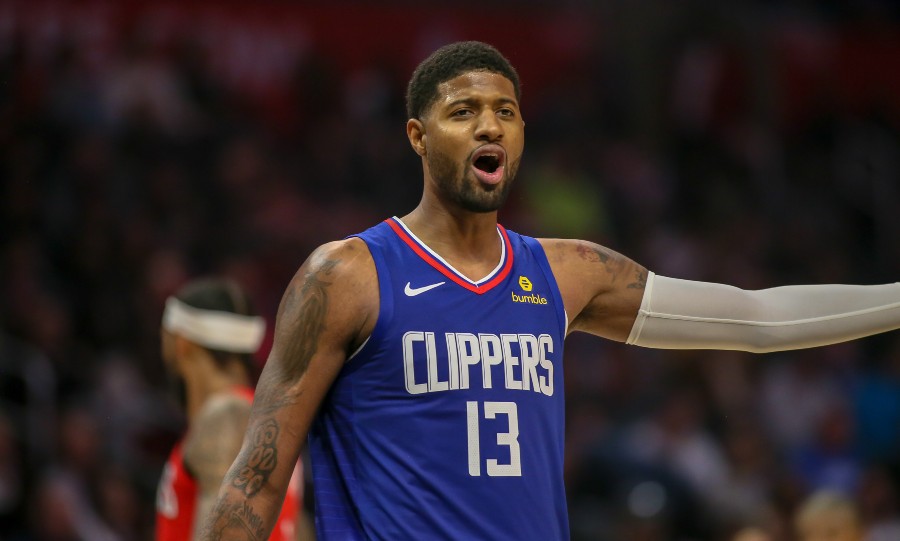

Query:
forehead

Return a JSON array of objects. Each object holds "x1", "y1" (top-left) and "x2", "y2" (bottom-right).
[{"x1": 434, "y1": 71, "x2": 518, "y2": 108}]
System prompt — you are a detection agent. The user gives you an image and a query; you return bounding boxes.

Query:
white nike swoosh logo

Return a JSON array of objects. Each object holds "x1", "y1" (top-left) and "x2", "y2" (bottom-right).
[{"x1": 404, "y1": 281, "x2": 446, "y2": 297}]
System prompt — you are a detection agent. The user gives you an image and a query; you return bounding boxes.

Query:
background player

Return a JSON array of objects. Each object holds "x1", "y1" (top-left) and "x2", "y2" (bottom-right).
[{"x1": 157, "y1": 277, "x2": 311, "y2": 541}]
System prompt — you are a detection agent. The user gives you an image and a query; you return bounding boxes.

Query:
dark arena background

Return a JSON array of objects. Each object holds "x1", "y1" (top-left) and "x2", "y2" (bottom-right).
[{"x1": 2, "y1": 1, "x2": 900, "y2": 540}]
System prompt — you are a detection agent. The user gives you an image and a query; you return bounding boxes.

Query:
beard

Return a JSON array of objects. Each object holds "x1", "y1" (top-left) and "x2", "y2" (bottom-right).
[{"x1": 427, "y1": 148, "x2": 519, "y2": 213}]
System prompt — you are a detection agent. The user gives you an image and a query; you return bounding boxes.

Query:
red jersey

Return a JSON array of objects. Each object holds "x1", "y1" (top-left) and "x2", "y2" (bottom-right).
[{"x1": 155, "y1": 387, "x2": 302, "y2": 541}]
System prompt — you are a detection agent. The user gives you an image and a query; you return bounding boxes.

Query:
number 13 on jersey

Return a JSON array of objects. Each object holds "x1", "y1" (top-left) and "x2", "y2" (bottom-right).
[{"x1": 466, "y1": 401, "x2": 522, "y2": 477}]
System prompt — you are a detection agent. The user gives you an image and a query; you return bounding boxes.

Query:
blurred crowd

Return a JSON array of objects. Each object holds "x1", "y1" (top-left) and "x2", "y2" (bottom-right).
[{"x1": 2, "y1": 1, "x2": 900, "y2": 540}]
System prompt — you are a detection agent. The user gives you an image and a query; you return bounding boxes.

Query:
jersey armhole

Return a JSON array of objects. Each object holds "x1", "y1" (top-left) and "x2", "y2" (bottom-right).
[
  {"x1": 520, "y1": 235, "x2": 569, "y2": 339},
  {"x1": 344, "y1": 234, "x2": 391, "y2": 367}
]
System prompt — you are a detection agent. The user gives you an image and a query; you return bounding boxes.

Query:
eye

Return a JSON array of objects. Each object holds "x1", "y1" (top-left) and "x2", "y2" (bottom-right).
[
  {"x1": 497, "y1": 108, "x2": 516, "y2": 118},
  {"x1": 451, "y1": 108, "x2": 473, "y2": 118}
]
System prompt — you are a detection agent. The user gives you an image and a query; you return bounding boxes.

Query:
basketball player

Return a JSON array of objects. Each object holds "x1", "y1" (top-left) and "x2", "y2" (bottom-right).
[
  {"x1": 199, "y1": 42, "x2": 900, "y2": 540},
  {"x1": 156, "y1": 278, "x2": 306, "y2": 541}
]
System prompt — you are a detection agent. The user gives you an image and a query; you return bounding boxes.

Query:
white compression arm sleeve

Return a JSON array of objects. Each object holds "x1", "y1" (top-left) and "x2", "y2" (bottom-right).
[{"x1": 626, "y1": 272, "x2": 900, "y2": 353}]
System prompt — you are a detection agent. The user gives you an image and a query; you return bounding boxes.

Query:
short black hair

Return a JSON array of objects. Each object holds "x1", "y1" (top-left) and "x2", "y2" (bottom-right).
[
  {"x1": 406, "y1": 41, "x2": 520, "y2": 120},
  {"x1": 175, "y1": 277, "x2": 257, "y2": 374}
]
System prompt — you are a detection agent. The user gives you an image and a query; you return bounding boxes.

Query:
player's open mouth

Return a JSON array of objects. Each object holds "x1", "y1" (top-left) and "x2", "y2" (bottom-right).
[{"x1": 471, "y1": 145, "x2": 506, "y2": 185}]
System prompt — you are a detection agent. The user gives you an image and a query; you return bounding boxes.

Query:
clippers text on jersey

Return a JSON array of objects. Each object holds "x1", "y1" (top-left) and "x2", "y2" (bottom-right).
[{"x1": 403, "y1": 331, "x2": 555, "y2": 397}]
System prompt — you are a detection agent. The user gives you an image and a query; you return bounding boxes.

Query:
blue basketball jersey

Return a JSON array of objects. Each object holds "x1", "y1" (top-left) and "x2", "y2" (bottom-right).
[{"x1": 309, "y1": 217, "x2": 569, "y2": 540}]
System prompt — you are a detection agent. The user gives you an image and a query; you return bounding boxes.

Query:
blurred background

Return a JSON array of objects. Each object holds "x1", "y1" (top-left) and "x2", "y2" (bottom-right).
[{"x1": 1, "y1": 1, "x2": 900, "y2": 540}]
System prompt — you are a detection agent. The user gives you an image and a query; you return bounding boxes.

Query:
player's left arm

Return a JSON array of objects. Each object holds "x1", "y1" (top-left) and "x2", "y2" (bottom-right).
[
  {"x1": 622, "y1": 272, "x2": 900, "y2": 353},
  {"x1": 541, "y1": 238, "x2": 900, "y2": 353},
  {"x1": 182, "y1": 393, "x2": 251, "y2": 541}
]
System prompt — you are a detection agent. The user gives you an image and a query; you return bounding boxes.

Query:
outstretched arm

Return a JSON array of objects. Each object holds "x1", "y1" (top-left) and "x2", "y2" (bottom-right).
[
  {"x1": 198, "y1": 238, "x2": 377, "y2": 541},
  {"x1": 626, "y1": 273, "x2": 900, "y2": 353},
  {"x1": 541, "y1": 238, "x2": 900, "y2": 352}
]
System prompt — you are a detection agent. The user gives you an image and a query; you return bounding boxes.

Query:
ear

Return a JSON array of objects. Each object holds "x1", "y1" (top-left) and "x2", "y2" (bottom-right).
[{"x1": 407, "y1": 118, "x2": 426, "y2": 157}]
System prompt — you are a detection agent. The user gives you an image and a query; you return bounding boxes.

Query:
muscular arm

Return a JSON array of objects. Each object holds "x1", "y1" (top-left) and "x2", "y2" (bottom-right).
[
  {"x1": 626, "y1": 273, "x2": 900, "y2": 353},
  {"x1": 539, "y1": 238, "x2": 648, "y2": 341},
  {"x1": 198, "y1": 238, "x2": 378, "y2": 541},
  {"x1": 183, "y1": 394, "x2": 251, "y2": 541},
  {"x1": 541, "y1": 238, "x2": 900, "y2": 352}
]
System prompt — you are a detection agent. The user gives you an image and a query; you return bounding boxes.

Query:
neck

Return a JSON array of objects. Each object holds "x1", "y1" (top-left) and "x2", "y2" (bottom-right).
[
  {"x1": 400, "y1": 202, "x2": 503, "y2": 281},
  {"x1": 405, "y1": 204, "x2": 499, "y2": 241}
]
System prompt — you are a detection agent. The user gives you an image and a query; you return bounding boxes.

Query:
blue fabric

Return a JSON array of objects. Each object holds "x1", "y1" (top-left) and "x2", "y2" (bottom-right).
[{"x1": 309, "y1": 218, "x2": 570, "y2": 540}]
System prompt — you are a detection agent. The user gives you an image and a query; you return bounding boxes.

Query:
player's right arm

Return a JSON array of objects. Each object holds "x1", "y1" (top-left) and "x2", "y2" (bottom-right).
[{"x1": 198, "y1": 238, "x2": 378, "y2": 541}]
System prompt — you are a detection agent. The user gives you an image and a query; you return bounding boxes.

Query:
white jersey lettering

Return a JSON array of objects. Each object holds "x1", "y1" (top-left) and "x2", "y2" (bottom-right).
[{"x1": 402, "y1": 331, "x2": 555, "y2": 397}]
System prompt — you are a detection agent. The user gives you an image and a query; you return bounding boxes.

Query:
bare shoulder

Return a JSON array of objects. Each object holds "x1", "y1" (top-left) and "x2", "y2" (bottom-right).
[
  {"x1": 536, "y1": 238, "x2": 647, "y2": 340},
  {"x1": 260, "y1": 237, "x2": 378, "y2": 395},
  {"x1": 196, "y1": 391, "x2": 250, "y2": 427},
  {"x1": 185, "y1": 393, "x2": 250, "y2": 452},
  {"x1": 183, "y1": 393, "x2": 251, "y2": 485},
  {"x1": 299, "y1": 237, "x2": 377, "y2": 286},
  {"x1": 198, "y1": 391, "x2": 252, "y2": 423},
  {"x1": 277, "y1": 237, "x2": 378, "y2": 350}
]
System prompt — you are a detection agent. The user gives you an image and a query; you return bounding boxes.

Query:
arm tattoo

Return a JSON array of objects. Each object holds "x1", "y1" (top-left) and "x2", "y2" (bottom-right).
[
  {"x1": 575, "y1": 242, "x2": 647, "y2": 291},
  {"x1": 204, "y1": 499, "x2": 267, "y2": 541},
  {"x1": 252, "y1": 373, "x2": 300, "y2": 415},
  {"x1": 231, "y1": 419, "x2": 279, "y2": 497},
  {"x1": 278, "y1": 259, "x2": 339, "y2": 383},
  {"x1": 576, "y1": 243, "x2": 625, "y2": 281},
  {"x1": 250, "y1": 259, "x2": 341, "y2": 416},
  {"x1": 627, "y1": 269, "x2": 648, "y2": 290},
  {"x1": 576, "y1": 244, "x2": 610, "y2": 265}
]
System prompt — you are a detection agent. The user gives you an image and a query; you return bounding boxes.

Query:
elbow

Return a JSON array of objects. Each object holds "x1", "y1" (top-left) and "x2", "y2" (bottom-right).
[{"x1": 738, "y1": 325, "x2": 803, "y2": 354}]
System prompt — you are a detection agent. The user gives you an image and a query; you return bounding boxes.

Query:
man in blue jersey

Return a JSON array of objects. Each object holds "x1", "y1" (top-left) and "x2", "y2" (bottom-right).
[{"x1": 199, "y1": 41, "x2": 900, "y2": 541}]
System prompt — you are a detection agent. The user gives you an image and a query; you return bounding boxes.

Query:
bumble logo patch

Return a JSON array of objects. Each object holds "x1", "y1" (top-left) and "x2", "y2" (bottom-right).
[
  {"x1": 518, "y1": 276, "x2": 533, "y2": 291},
  {"x1": 512, "y1": 276, "x2": 547, "y2": 305}
]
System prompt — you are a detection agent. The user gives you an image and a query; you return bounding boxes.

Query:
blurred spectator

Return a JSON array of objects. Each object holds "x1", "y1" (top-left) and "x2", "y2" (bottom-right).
[
  {"x1": 24, "y1": 470, "x2": 119, "y2": 541},
  {"x1": 856, "y1": 465, "x2": 900, "y2": 541},
  {"x1": 0, "y1": 409, "x2": 25, "y2": 534},
  {"x1": 623, "y1": 386, "x2": 730, "y2": 504},
  {"x1": 853, "y1": 336, "x2": 900, "y2": 462},
  {"x1": 759, "y1": 351, "x2": 844, "y2": 452},
  {"x1": 790, "y1": 402, "x2": 861, "y2": 495},
  {"x1": 794, "y1": 490, "x2": 865, "y2": 541}
]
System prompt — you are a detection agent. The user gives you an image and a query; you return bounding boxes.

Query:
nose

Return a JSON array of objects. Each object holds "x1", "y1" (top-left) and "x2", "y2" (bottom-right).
[{"x1": 474, "y1": 110, "x2": 503, "y2": 142}]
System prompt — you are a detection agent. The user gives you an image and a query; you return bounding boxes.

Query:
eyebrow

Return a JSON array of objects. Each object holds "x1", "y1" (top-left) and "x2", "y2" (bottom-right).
[{"x1": 444, "y1": 97, "x2": 519, "y2": 109}]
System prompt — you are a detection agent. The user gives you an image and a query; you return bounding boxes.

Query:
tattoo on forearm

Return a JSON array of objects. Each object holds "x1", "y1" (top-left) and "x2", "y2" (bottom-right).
[
  {"x1": 231, "y1": 419, "x2": 279, "y2": 497},
  {"x1": 204, "y1": 500, "x2": 267, "y2": 541},
  {"x1": 252, "y1": 375, "x2": 301, "y2": 415},
  {"x1": 279, "y1": 259, "x2": 338, "y2": 382},
  {"x1": 627, "y1": 269, "x2": 648, "y2": 290}
]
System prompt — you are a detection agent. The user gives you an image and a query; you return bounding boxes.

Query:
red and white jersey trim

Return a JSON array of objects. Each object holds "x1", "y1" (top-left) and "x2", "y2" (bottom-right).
[{"x1": 386, "y1": 217, "x2": 514, "y2": 295}]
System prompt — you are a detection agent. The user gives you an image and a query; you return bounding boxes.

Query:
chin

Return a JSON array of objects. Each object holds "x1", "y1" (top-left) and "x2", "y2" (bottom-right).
[
  {"x1": 458, "y1": 193, "x2": 508, "y2": 213},
  {"x1": 462, "y1": 178, "x2": 513, "y2": 212}
]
